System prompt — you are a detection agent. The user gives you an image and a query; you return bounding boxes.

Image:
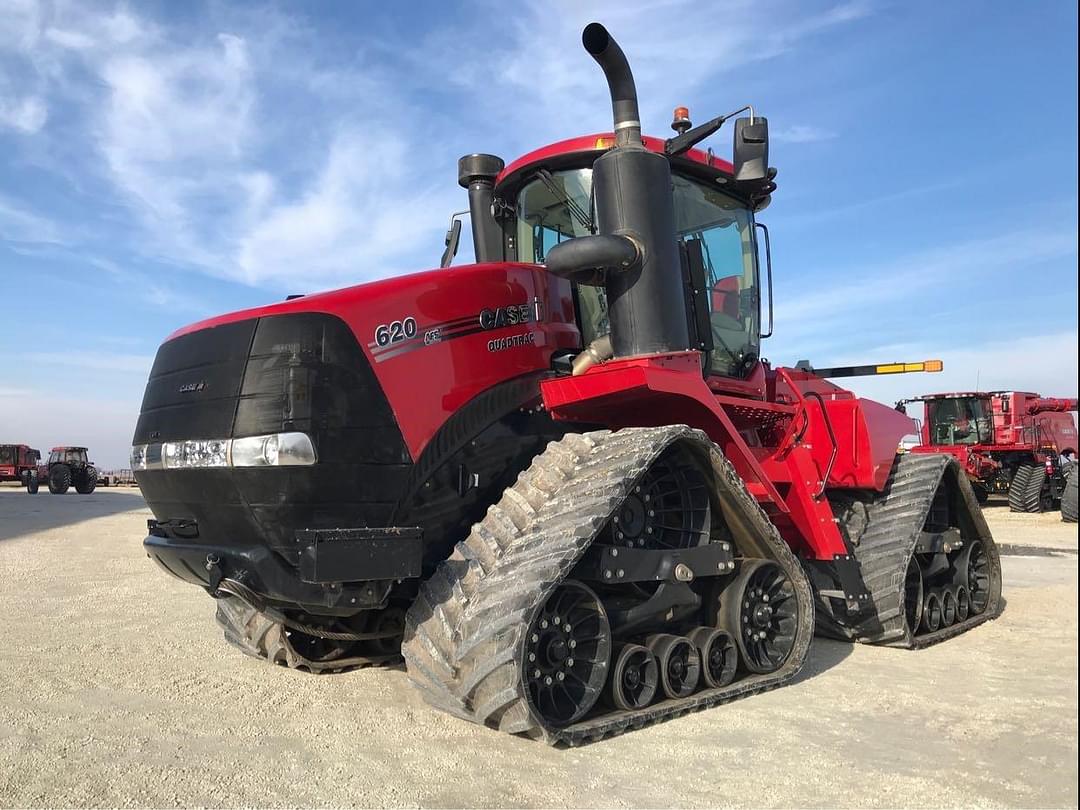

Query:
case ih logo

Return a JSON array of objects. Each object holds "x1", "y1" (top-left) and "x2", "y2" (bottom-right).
[
  {"x1": 178, "y1": 381, "x2": 207, "y2": 394},
  {"x1": 479, "y1": 299, "x2": 544, "y2": 330}
]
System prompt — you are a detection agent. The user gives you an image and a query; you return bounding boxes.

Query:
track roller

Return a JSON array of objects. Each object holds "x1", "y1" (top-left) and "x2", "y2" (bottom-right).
[
  {"x1": 955, "y1": 585, "x2": 970, "y2": 622},
  {"x1": 646, "y1": 634, "x2": 700, "y2": 699},
  {"x1": 604, "y1": 644, "x2": 658, "y2": 710},
  {"x1": 940, "y1": 588, "x2": 957, "y2": 627},
  {"x1": 687, "y1": 626, "x2": 737, "y2": 689},
  {"x1": 921, "y1": 591, "x2": 942, "y2": 633},
  {"x1": 903, "y1": 557, "x2": 924, "y2": 635}
]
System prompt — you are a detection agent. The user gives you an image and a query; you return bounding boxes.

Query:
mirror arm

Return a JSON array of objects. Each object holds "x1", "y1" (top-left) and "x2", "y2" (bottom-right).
[
  {"x1": 440, "y1": 210, "x2": 469, "y2": 268},
  {"x1": 665, "y1": 105, "x2": 754, "y2": 158}
]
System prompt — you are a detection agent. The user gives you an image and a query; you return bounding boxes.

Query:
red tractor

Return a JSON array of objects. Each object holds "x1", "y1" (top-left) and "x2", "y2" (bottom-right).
[
  {"x1": 0, "y1": 444, "x2": 42, "y2": 493},
  {"x1": 134, "y1": 25, "x2": 1001, "y2": 743},
  {"x1": 41, "y1": 447, "x2": 99, "y2": 495},
  {"x1": 900, "y1": 392, "x2": 1077, "y2": 512}
]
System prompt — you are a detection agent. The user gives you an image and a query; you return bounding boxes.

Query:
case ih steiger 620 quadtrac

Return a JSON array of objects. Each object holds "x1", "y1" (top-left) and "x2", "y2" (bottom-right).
[
  {"x1": 0, "y1": 444, "x2": 41, "y2": 493},
  {"x1": 900, "y1": 392, "x2": 1077, "y2": 512},
  {"x1": 134, "y1": 25, "x2": 1001, "y2": 743}
]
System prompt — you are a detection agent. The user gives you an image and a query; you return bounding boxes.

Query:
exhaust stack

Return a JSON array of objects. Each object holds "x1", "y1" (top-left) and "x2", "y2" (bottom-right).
[{"x1": 547, "y1": 23, "x2": 690, "y2": 361}]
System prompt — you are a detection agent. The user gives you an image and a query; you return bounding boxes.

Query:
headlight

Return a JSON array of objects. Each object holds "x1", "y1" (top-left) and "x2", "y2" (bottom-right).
[
  {"x1": 131, "y1": 432, "x2": 316, "y2": 471},
  {"x1": 130, "y1": 444, "x2": 148, "y2": 470}
]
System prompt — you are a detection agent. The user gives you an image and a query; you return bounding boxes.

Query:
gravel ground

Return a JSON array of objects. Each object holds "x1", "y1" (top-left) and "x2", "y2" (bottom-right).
[{"x1": 0, "y1": 486, "x2": 1076, "y2": 808}]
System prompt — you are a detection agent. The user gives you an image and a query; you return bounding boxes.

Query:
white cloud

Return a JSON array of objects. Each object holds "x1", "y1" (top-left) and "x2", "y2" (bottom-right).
[
  {"x1": 842, "y1": 329, "x2": 1079, "y2": 412},
  {"x1": 776, "y1": 226, "x2": 1078, "y2": 331},
  {"x1": 27, "y1": 351, "x2": 153, "y2": 375},
  {"x1": 0, "y1": 95, "x2": 47, "y2": 133},
  {"x1": 0, "y1": 194, "x2": 62, "y2": 243},
  {"x1": 772, "y1": 124, "x2": 836, "y2": 144}
]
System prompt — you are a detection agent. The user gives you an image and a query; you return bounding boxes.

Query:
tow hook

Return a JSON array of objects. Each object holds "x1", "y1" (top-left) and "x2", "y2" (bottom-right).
[{"x1": 205, "y1": 553, "x2": 223, "y2": 592}]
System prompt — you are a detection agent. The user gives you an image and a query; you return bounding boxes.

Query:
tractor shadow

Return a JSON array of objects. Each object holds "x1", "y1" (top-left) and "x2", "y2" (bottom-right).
[
  {"x1": 0, "y1": 486, "x2": 148, "y2": 542},
  {"x1": 791, "y1": 637, "x2": 853, "y2": 683}
]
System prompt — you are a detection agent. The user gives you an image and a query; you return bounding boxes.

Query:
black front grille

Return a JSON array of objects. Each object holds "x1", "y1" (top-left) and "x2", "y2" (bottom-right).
[{"x1": 134, "y1": 313, "x2": 412, "y2": 556}]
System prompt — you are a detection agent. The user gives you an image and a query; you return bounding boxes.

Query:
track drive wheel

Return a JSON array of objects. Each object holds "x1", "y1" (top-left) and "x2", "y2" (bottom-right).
[
  {"x1": 48, "y1": 465, "x2": 71, "y2": 495},
  {"x1": 955, "y1": 540, "x2": 990, "y2": 615},
  {"x1": 718, "y1": 559, "x2": 797, "y2": 674},
  {"x1": 523, "y1": 580, "x2": 612, "y2": 728},
  {"x1": 75, "y1": 466, "x2": 98, "y2": 494}
]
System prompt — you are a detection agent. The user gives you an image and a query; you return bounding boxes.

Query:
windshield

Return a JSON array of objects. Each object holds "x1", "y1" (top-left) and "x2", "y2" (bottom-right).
[
  {"x1": 0, "y1": 446, "x2": 15, "y2": 465},
  {"x1": 926, "y1": 397, "x2": 993, "y2": 445},
  {"x1": 514, "y1": 168, "x2": 760, "y2": 377}
]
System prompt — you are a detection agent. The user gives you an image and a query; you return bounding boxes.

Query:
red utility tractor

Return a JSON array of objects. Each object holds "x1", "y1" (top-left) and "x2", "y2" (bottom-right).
[
  {"x1": 41, "y1": 447, "x2": 99, "y2": 495},
  {"x1": 900, "y1": 392, "x2": 1077, "y2": 512},
  {"x1": 0, "y1": 444, "x2": 42, "y2": 493},
  {"x1": 134, "y1": 25, "x2": 1001, "y2": 743}
]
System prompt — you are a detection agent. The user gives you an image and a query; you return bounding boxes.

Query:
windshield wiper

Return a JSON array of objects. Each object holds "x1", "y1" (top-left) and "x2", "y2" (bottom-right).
[{"x1": 536, "y1": 169, "x2": 595, "y2": 234}]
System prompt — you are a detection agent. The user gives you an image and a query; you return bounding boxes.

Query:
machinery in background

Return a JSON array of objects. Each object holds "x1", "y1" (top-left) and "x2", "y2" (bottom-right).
[
  {"x1": 0, "y1": 444, "x2": 41, "y2": 493},
  {"x1": 900, "y1": 392, "x2": 1077, "y2": 512}
]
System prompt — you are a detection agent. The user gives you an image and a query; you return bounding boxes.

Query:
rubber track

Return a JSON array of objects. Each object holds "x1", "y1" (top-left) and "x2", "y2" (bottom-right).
[
  {"x1": 1062, "y1": 468, "x2": 1078, "y2": 523},
  {"x1": 401, "y1": 426, "x2": 815, "y2": 745},
  {"x1": 1009, "y1": 463, "x2": 1044, "y2": 513},
  {"x1": 214, "y1": 596, "x2": 396, "y2": 673},
  {"x1": 817, "y1": 453, "x2": 1003, "y2": 648}
]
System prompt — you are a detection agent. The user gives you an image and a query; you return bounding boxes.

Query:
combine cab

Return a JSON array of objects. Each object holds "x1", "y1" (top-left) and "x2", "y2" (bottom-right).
[
  {"x1": 134, "y1": 24, "x2": 1001, "y2": 742},
  {"x1": 901, "y1": 392, "x2": 1077, "y2": 512},
  {"x1": 0, "y1": 444, "x2": 41, "y2": 493}
]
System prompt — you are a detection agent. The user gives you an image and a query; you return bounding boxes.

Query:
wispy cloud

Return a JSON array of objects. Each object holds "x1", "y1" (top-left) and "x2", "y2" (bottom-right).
[
  {"x1": 0, "y1": 194, "x2": 63, "y2": 243},
  {"x1": 772, "y1": 124, "x2": 836, "y2": 144},
  {"x1": 0, "y1": 0, "x2": 874, "y2": 290},
  {"x1": 27, "y1": 351, "x2": 153, "y2": 374}
]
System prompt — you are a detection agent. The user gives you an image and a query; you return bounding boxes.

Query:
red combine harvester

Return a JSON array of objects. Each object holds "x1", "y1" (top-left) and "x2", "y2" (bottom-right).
[
  {"x1": 0, "y1": 444, "x2": 41, "y2": 493},
  {"x1": 134, "y1": 25, "x2": 1001, "y2": 743},
  {"x1": 900, "y1": 392, "x2": 1077, "y2": 512}
]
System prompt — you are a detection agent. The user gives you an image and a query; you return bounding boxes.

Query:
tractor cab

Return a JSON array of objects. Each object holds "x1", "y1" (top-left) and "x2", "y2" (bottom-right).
[{"x1": 498, "y1": 146, "x2": 765, "y2": 381}]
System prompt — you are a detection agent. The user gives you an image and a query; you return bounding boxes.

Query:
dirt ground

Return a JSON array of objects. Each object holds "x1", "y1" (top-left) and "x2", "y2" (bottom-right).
[{"x1": 0, "y1": 486, "x2": 1076, "y2": 808}]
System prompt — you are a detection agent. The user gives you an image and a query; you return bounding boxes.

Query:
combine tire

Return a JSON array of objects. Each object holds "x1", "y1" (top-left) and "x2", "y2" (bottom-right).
[
  {"x1": 1009, "y1": 463, "x2": 1046, "y2": 512},
  {"x1": 48, "y1": 465, "x2": 71, "y2": 495},
  {"x1": 401, "y1": 426, "x2": 815, "y2": 744},
  {"x1": 25, "y1": 471, "x2": 39, "y2": 494},
  {"x1": 1062, "y1": 470, "x2": 1078, "y2": 523},
  {"x1": 75, "y1": 467, "x2": 98, "y2": 494},
  {"x1": 817, "y1": 453, "x2": 1002, "y2": 647}
]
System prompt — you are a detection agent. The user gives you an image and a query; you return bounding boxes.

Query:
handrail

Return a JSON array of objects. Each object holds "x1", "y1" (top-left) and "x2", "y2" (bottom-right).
[{"x1": 804, "y1": 391, "x2": 838, "y2": 500}]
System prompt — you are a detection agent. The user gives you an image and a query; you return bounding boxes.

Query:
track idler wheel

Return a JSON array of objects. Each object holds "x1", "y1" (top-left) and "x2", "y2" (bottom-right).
[
  {"x1": 687, "y1": 626, "x2": 737, "y2": 689},
  {"x1": 956, "y1": 540, "x2": 990, "y2": 616},
  {"x1": 955, "y1": 585, "x2": 971, "y2": 622},
  {"x1": 903, "y1": 557, "x2": 924, "y2": 635},
  {"x1": 719, "y1": 559, "x2": 797, "y2": 674},
  {"x1": 646, "y1": 634, "x2": 700, "y2": 699},
  {"x1": 939, "y1": 588, "x2": 957, "y2": 627},
  {"x1": 524, "y1": 580, "x2": 612, "y2": 728},
  {"x1": 604, "y1": 644, "x2": 658, "y2": 711},
  {"x1": 921, "y1": 591, "x2": 942, "y2": 632}
]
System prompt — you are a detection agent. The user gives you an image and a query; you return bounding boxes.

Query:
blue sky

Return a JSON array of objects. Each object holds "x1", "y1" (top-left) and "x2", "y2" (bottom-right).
[{"x1": 2, "y1": 0, "x2": 1077, "y2": 468}]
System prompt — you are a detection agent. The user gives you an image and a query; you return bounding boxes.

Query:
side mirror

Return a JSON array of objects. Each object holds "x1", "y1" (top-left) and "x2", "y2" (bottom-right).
[
  {"x1": 733, "y1": 116, "x2": 769, "y2": 182},
  {"x1": 440, "y1": 215, "x2": 464, "y2": 268}
]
